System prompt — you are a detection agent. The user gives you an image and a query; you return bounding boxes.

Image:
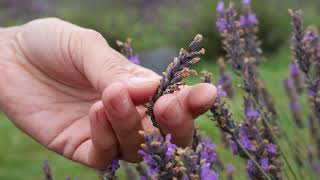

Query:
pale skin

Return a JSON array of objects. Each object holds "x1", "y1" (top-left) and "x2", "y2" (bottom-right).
[{"x1": 0, "y1": 18, "x2": 217, "y2": 170}]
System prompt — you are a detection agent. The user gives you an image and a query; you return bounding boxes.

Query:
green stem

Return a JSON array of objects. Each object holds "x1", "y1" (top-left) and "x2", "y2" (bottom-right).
[{"x1": 235, "y1": 139, "x2": 273, "y2": 180}]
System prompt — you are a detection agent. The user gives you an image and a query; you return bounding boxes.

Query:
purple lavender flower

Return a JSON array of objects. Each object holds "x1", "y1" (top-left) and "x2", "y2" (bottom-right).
[
  {"x1": 216, "y1": 1, "x2": 225, "y2": 14},
  {"x1": 229, "y1": 140, "x2": 239, "y2": 155},
  {"x1": 225, "y1": 164, "x2": 235, "y2": 174},
  {"x1": 240, "y1": 13, "x2": 258, "y2": 27},
  {"x1": 268, "y1": 143, "x2": 277, "y2": 156},
  {"x1": 244, "y1": 99, "x2": 260, "y2": 121},
  {"x1": 101, "y1": 157, "x2": 120, "y2": 179},
  {"x1": 199, "y1": 136, "x2": 217, "y2": 164},
  {"x1": 129, "y1": 54, "x2": 141, "y2": 64},
  {"x1": 239, "y1": 126, "x2": 255, "y2": 151},
  {"x1": 283, "y1": 78, "x2": 304, "y2": 128},
  {"x1": 260, "y1": 158, "x2": 269, "y2": 172},
  {"x1": 290, "y1": 63, "x2": 299, "y2": 76},
  {"x1": 289, "y1": 63, "x2": 304, "y2": 94},
  {"x1": 200, "y1": 163, "x2": 219, "y2": 180},
  {"x1": 243, "y1": 0, "x2": 250, "y2": 6},
  {"x1": 217, "y1": 85, "x2": 227, "y2": 97},
  {"x1": 164, "y1": 134, "x2": 177, "y2": 160},
  {"x1": 225, "y1": 164, "x2": 235, "y2": 180},
  {"x1": 246, "y1": 160, "x2": 255, "y2": 178}
]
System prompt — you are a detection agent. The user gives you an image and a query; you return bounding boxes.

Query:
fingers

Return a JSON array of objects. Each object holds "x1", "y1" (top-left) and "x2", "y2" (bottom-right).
[
  {"x1": 154, "y1": 83, "x2": 217, "y2": 147},
  {"x1": 87, "y1": 101, "x2": 118, "y2": 169},
  {"x1": 102, "y1": 83, "x2": 144, "y2": 162}
]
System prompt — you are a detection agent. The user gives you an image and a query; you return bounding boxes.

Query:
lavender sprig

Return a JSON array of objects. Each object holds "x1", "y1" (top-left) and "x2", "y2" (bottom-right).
[
  {"x1": 138, "y1": 131, "x2": 177, "y2": 179},
  {"x1": 289, "y1": 9, "x2": 311, "y2": 75},
  {"x1": 202, "y1": 71, "x2": 274, "y2": 180},
  {"x1": 147, "y1": 34, "x2": 205, "y2": 133},
  {"x1": 217, "y1": 2, "x2": 245, "y2": 75},
  {"x1": 240, "y1": 0, "x2": 263, "y2": 64}
]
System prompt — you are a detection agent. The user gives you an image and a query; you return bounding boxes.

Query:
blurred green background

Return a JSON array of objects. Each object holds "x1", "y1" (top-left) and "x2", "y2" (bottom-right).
[{"x1": 0, "y1": 0, "x2": 319, "y2": 179}]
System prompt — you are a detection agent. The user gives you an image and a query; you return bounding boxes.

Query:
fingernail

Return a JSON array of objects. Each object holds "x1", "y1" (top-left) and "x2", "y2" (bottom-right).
[
  {"x1": 110, "y1": 86, "x2": 130, "y2": 113},
  {"x1": 161, "y1": 98, "x2": 183, "y2": 127}
]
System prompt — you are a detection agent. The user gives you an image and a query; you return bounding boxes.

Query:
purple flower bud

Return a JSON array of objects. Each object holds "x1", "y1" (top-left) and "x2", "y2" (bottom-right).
[
  {"x1": 246, "y1": 160, "x2": 254, "y2": 178},
  {"x1": 225, "y1": 164, "x2": 236, "y2": 174},
  {"x1": 165, "y1": 134, "x2": 177, "y2": 160},
  {"x1": 217, "y1": 85, "x2": 227, "y2": 97},
  {"x1": 240, "y1": 16, "x2": 247, "y2": 27},
  {"x1": 268, "y1": 143, "x2": 277, "y2": 156},
  {"x1": 290, "y1": 63, "x2": 300, "y2": 76},
  {"x1": 111, "y1": 158, "x2": 120, "y2": 172},
  {"x1": 199, "y1": 137, "x2": 217, "y2": 164},
  {"x1": 290, "y1": 100, "x2": 300, "y2": 111},
  {"x1": 243, "y1": 0, "x2": 251, "y2": 6},
  {"x1": 200, "y1": 163, "x2": 219, "y2": 180},
  {"x1": 216, "y1": 18, "x2": 227, "y2": 33},
  {"x1": 216, "y1": 1, "x2": 225, "y2": 14},
  {"x1": 305, "y1": 30, "x2": 315, "y2": 41},
  {"x1": 309, "y1": 89, "x2": 317, "y2": 97},
  {"x1": 239, "y1": 126, "x2": 253, "y2": 151},
  {"x1": 229, "y1": 140, "x2": 239, "y2": 155},
  {"x1": 129, "y1": 54, "x2": 141, "y2": 64},
  {"x1": 260, "y1": 158, "x2": 269, "y2": 171},
  {"x1": 248, "y1": 13, "x2": 258, "y2": 25},
  {"x1": 245, "y1": 106, "x2": 260, "y2": 120},
  {"x1": 240, "y1": 136, "x2": 253, "y2": 151}
]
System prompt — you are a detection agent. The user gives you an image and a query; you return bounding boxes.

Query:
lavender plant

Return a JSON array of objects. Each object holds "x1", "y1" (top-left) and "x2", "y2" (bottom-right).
[{"x1": 39, "y1": 1, "x2": 320, "y2": 180}]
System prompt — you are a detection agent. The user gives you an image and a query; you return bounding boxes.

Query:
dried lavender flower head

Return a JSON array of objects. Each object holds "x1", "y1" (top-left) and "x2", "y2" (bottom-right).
[{"x1": 147, "y1": 34, "x2": 205, "y2": 131}]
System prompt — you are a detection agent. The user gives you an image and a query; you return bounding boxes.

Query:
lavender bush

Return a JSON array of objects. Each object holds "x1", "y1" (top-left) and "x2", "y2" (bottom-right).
[{"x1": 41, "y1": 0, "x2": 320, "y2": 180}]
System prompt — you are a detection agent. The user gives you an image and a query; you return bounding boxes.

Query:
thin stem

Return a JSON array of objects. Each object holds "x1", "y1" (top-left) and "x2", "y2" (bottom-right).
[{"x1": 234, "y1": 139, "x2": 273, "y2": 180}]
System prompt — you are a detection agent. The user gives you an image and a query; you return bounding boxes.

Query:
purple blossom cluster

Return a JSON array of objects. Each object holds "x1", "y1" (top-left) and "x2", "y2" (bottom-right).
[{"x1": 137, "y1": 130, "x2": 218, "y2": 180}]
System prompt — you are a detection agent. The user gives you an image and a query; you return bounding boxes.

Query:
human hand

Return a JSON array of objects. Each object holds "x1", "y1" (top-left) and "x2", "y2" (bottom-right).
[{"x1": 0, "y1": 18, "x2": 217, "y2": 169}]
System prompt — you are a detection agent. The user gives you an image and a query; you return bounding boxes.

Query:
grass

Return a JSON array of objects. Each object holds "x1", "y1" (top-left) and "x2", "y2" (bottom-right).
[{"x1": 0, "y1": 47, "x2": 314, "y2": 179}]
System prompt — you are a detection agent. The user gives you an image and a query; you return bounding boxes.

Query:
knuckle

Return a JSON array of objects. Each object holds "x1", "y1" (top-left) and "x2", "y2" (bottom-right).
[{"x1": 82, "y1": 29, "x2": 108, "y2": 45}]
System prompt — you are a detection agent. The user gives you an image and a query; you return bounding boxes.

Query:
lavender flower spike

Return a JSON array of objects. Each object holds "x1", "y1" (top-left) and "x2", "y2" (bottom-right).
[{"x1": 147, "y1": 34, "x2": 204, "y2": 132}]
